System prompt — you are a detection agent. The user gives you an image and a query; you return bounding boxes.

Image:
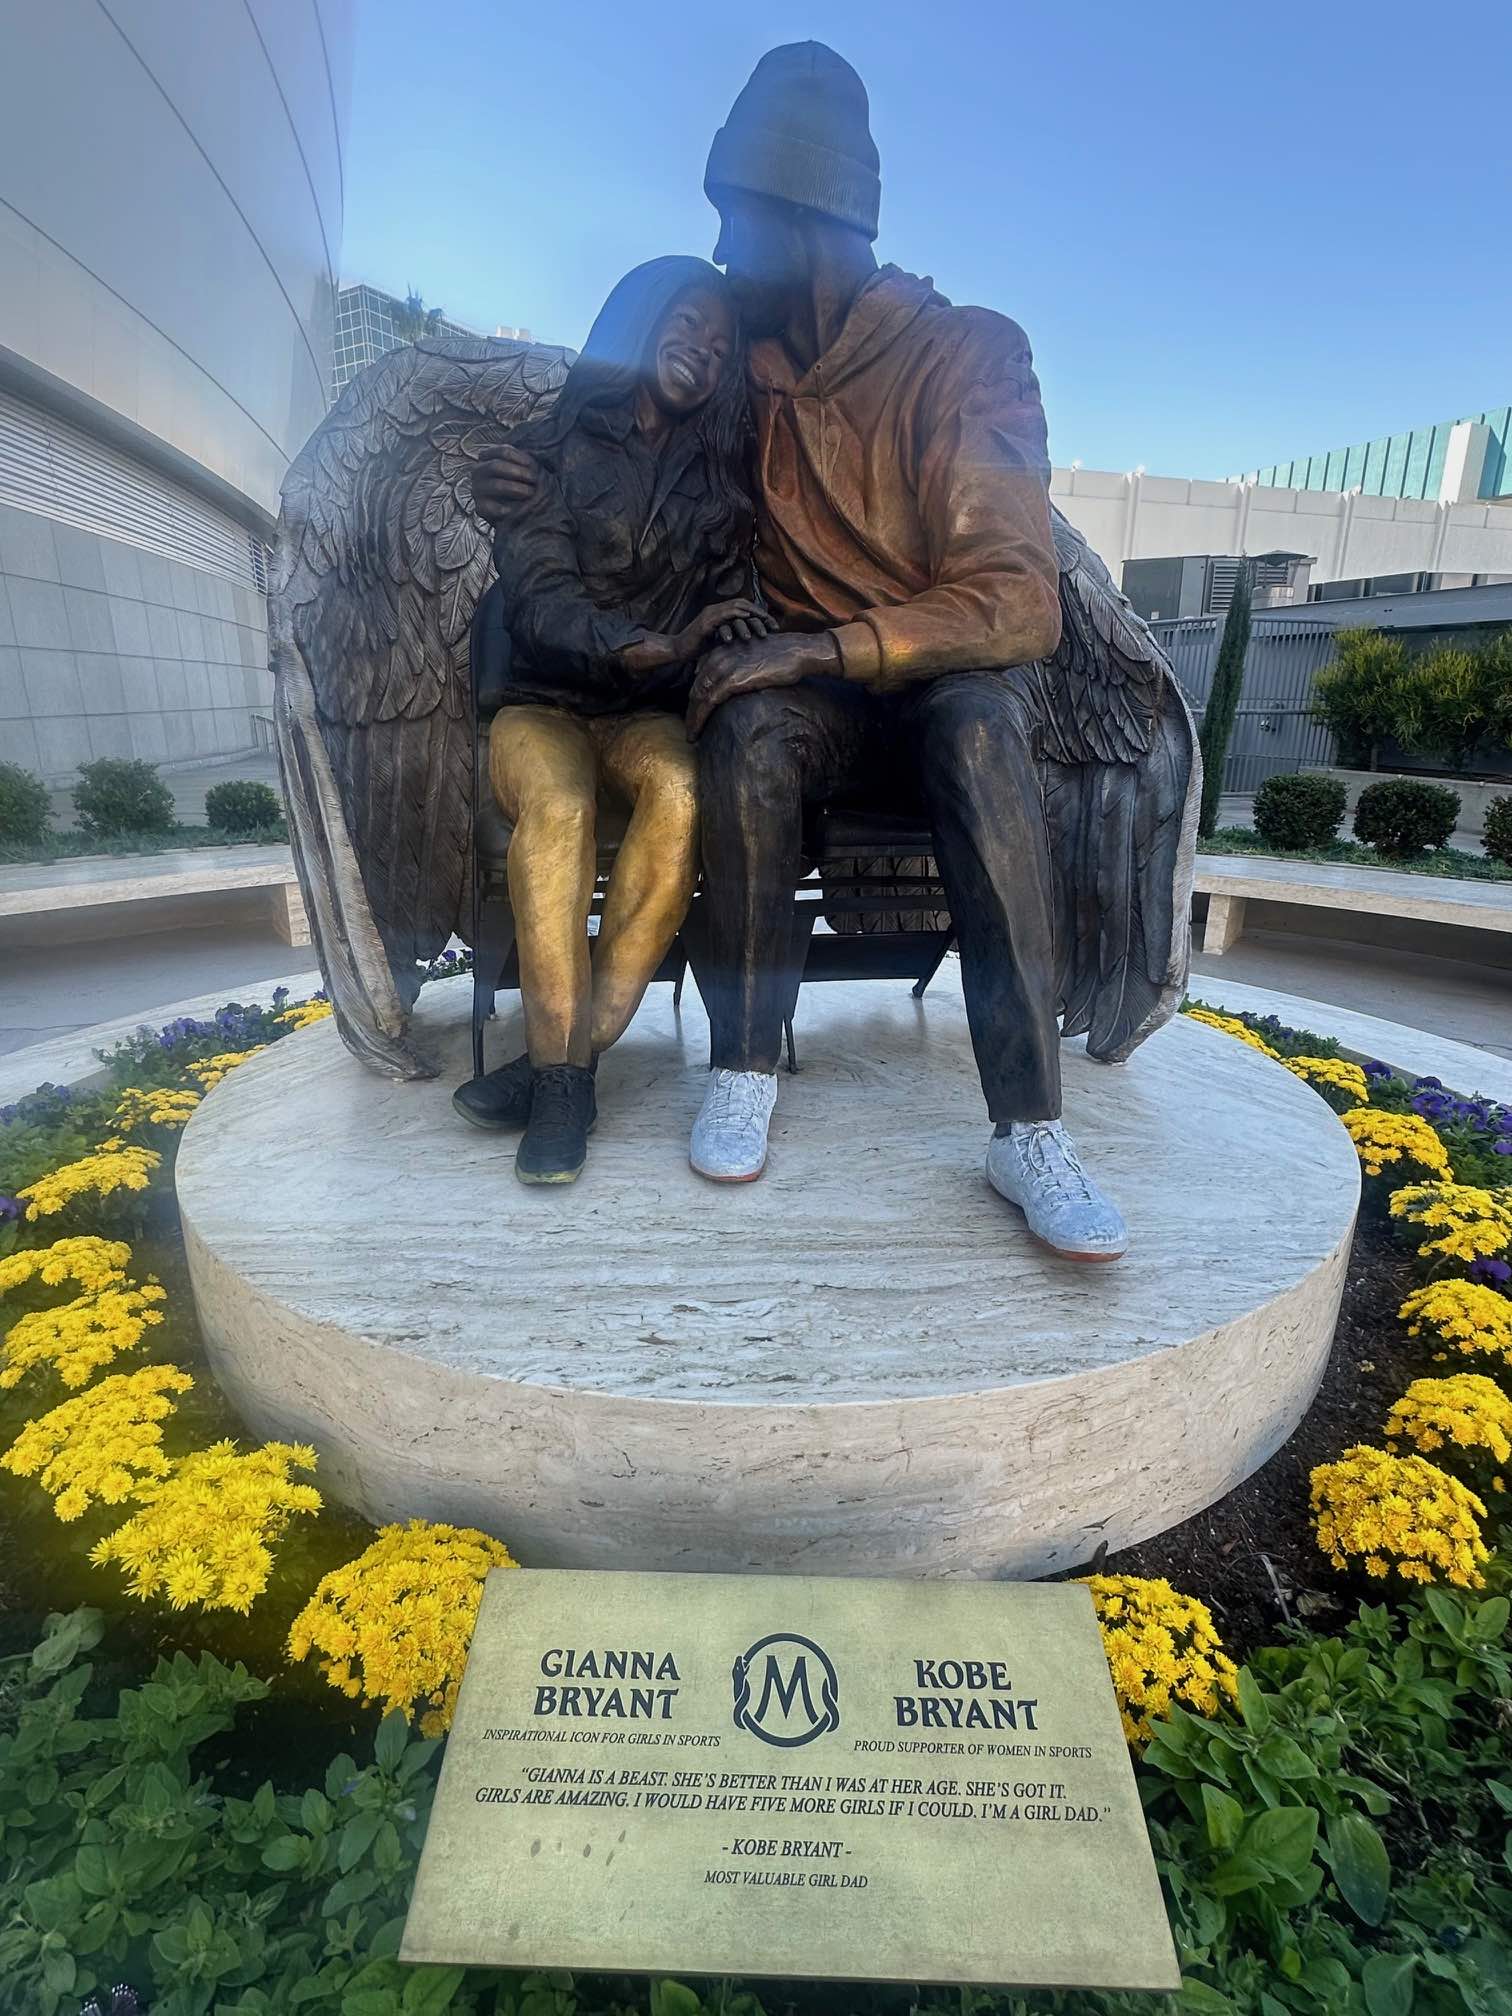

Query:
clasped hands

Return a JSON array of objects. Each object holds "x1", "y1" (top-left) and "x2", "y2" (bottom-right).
[{"x1": 472, "y1": 445, "x2": 839, "y2": 739}]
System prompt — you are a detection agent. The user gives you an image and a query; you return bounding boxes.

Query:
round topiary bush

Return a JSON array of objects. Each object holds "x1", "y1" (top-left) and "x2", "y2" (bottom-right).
[
  {"x1": 72, "y1": 757, "x2": 177, "y2": 839},
  {"x1": 205, "y1": 778, "x2": 284, "y2": 834},
  {"x1": 1352, "y1": 777, "x2": 1460, "y2": 858},
  {"x1": 1484, "y1": 795, "x2": 1512, "y2": 867},
  {"x1": 1251, "y1": 772, "x2": 1347, "y2": 852},
  {"x1": 0, "y1": 760, "x2": 52, "y2": 846}
]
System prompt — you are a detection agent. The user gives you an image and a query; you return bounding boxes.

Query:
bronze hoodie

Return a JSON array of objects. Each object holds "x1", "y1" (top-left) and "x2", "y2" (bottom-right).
[{"x1": 748, "y1": 264, "x2": 1062, "y2": 690}]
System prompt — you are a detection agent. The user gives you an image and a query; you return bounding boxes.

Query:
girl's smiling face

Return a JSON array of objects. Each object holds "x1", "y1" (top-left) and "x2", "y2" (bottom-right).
[{"x1": 647, "y1": 286, "x2": 734, "y2": 418}]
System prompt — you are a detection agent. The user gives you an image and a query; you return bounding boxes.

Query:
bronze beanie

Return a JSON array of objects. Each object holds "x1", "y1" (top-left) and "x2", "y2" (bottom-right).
[{"x1": 705, "y1": 42, "x2": 880, "y2": 241}]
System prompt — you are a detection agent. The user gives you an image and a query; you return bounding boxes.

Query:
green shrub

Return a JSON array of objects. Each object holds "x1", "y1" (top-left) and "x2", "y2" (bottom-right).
[
  {"x1": 1310, "y1": 629, "x2": 1410, "y2": 770},
  {"x1": 1485, "y1": 794, "x2": 1512, "y2": 867},
  {"x1": 72, "y1": 757, "x2": 176, "y2": 839},
  {"x1": 1394, "y1": 645, "x2": 1498, "y2": 769},
  {"x1": 205, "y1": 777, "x2": 283, "y2": 833},
  {"x1": 1251, "y1": 771, "x2": 1347, "y2": 851},
  {"x1": 0, "y1": 760, "x2": 52, "y2": 845},
  {"x1": 1353, "y1": 776, "x2": 1460, "y2": 857}
]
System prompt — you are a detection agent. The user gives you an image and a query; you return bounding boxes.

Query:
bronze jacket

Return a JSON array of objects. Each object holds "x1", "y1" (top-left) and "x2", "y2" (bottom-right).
[{"x1": 748, "y1": 266, "x2": 1061, "y2": 690}]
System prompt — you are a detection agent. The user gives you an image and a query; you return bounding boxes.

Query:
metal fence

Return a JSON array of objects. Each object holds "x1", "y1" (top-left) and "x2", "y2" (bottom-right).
[{"x1": 1152, "y1": 614, "x2": 1338, "y2": 796}]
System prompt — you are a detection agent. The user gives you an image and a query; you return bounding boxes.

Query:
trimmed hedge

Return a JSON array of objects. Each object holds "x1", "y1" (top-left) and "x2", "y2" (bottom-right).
[
  {"x1": 0, "y1": 760, "x2": 51, "y2": 845},
  {"x1": 1352, "y1": 777, "x2": 1460, "y2": 858},
  {"x1": 205, "y1": 778, "x2": 283, "y2": 833},
  {"x1": 1252, "y1": 772, "x2": 1347, "y2": 851},
  {"x1": 1485, "y1": 794, "x2": 1512, "y2": 868},
  {"x1": 72, "y1": 757, "x2": 176, "y2": 839}
]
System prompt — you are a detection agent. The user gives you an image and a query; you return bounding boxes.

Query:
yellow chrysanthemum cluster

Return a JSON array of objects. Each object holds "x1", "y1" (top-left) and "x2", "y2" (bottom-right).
[
  {"x1": 111, "y1": 1086, "x2": 202, "y2": 1135},
  {"x1": 1310, "y1": 1444, "x2": 1490, "y2": 1589},
  {"x1": 1, "y1": 1364, "x2": 193, "y2": 1519},
  {"x1": 1, "y1": 1279, "x2": 166, "y2": 1390},
  {"x1": 16, "y1": 1143, "x2": 161, "y2": 1221},
  {"x1": 1340, "y1": 1109, "x2": 1452, "y2": 1183},
  {"x1": 1284, "y1": 1055, "x2": 1370, "y2": 1111},
  {"x1": 1385, "y1": 1375, "x2": 1512, "y2": 1478},
  {"x1": 277, "y1": 1000, "x2": 332, "y2": 1033},
  {"x1": 89, "y1": 1439, "x2": 321, "y2": 1613},
  {"x1": 1389, "y1": 1183, "x2": 1512, "y2": 1266},
  {"x1": 288, "y1": 1519, "x2": 516, "y2": 1736},
  {"x1": 1183, "y1": 1008, "x2": 1280, "y2": 1059},
  {"x1": 186, "y1": 1047, "x2": 267, "y2": 1091},
  {"x1": 1079, "y1": 1574, "x2": 1239, "y2": 1749},
  {"x1": 1400, "y1": 1280, "x2": 1512, "y2": 1369},
  {"x1": 0, "y1": 1236, "x2": 131, "y2": 1297}
]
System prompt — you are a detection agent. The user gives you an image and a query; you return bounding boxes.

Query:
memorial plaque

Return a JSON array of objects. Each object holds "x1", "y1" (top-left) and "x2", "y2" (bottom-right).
[{"x1": 401, "y1": 1570, "x2": 1180, "y2": 1992}]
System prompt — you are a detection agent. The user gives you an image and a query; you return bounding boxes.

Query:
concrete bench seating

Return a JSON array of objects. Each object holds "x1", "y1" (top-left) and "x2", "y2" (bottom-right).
[
  {"x1": 1193, "y1": 852, "x2": 1512, "y2": 956},
  {"x1": 0, "y1": 844, "x2": 308, "y2": 948}
]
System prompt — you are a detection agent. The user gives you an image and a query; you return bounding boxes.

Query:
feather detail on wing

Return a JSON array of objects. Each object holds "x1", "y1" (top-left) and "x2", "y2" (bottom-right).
[
  {"x1": 271, "y1": 337, "x2": 569, "y2": 1073},
  {"x1": 1039, "y1": 506, "x2": 1202, "y2": 1061}
]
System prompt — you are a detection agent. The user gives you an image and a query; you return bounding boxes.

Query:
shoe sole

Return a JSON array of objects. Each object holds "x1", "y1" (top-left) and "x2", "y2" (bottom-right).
[
  {"x1": 451, "y1": 1093, "x2": 528, "y2": 1133},
  {"x1": 515, "y1": 1161, "x2": 585, "y2": 1185},
  {"x1": 689, "y1": 1154, "x2": 767, "y2": 1184}
]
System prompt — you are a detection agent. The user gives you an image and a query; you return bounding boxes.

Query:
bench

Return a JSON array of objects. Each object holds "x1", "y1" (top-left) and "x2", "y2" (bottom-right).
[
  {"x1": 1193, "y1": 853, "x2": 1512, "y2": 955},
  {"x1": 0, "y1": 844, "x2": 309, "y2": 948}
]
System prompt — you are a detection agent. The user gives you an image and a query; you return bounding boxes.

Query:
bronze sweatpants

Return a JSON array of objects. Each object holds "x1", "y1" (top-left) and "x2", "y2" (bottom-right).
[{"x1": 489, "y1": 704, "x2": 698, "y2": 1067}]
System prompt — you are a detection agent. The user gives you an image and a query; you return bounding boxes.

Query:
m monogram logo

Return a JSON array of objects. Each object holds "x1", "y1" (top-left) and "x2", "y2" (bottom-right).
[{"x1": 731, "y1": 1632, "x2": 841, "y2": 1748}]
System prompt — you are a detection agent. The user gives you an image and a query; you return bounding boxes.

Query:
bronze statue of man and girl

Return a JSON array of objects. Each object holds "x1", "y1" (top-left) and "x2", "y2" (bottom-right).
[{"x1": 274, "y1": 44, "x2": 1199, "y2": 1261}]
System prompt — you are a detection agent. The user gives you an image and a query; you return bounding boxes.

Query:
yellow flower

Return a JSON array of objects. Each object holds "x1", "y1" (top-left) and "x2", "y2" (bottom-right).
[
  {"x1": 0, "y1": 1237, "x2": 132, "y2": 1298},
  {"x1": 1400, "y1": 1279, "x2": 1512, "y2": 1368},
  {"x1": 1310, "y1": 1444, "x2": 1490, "y2": 1590},
  {"x1": 1079, "y1": 1574, "x2": 1238, "y2": 1750},
  {"x1": 1, "y1": 1279, "x2": 166, "y2": 1390},
  {"x1": 1390, "y1": 1183, "x2": 1512, "y2": 1266},
  {"x1": 1182, "y1": 1008, "x2": 1280, "y2": 1060},
  {"x1": 1, "y1": 1364, "x2": 193, "y2": 1518},
  {"x1": 1385, "y1": 1375, "x2": 1512, "y2": 1470},
  {"x1": 186, "y1": 1047, "x2": 267, "y2": 1091},
  {"x1": 1283, "y1": 1055, "x2": 1370, "y2": 1113},
  {"x1": 1339, "y1": 1109, "x2": 1452, "y2": 1183},
  {"x1": 289, "y1": 1519, "x2": 516, "y2": 1736},
  {"x1": 17, "y1": 1146, "x2": 161, "y2": 1222},
  {"x1": 111, "y1": 1086, "x2": 202, "y2": 1136},
  {"x1": 90, "y1": 1439, "x2": 320, "y2": 1615},
  {"x1": 277, "y1": 1001, "x2": 332, "y2": 1033}
]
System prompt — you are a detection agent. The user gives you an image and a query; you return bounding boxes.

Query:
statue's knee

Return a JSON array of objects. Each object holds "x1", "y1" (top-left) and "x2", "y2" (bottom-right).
[{"x1": 701, "y1": 688, "x2": 801, "y2": 772}]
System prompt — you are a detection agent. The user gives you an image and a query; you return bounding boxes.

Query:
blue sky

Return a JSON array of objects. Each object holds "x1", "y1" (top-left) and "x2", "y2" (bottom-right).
[{"x1": 340, "y1": 1, "x2": 1510, "y2": 481}]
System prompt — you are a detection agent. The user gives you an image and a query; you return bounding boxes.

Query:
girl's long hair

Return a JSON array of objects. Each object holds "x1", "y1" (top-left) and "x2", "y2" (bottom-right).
[{"x1": 511, "y1": 255, "x2": 752, "y2": 567}]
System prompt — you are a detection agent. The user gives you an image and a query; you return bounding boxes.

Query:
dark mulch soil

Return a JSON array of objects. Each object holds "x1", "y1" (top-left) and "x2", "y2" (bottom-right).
[{"x1": 1096, "y1": 1210, "x2": 1423, "y2": 1657}]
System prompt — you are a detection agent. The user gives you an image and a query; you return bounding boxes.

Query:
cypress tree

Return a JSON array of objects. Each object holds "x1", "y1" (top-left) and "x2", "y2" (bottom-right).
[{"x1": 1198, "y1": 562, "x2": 1253, "y2": 838}]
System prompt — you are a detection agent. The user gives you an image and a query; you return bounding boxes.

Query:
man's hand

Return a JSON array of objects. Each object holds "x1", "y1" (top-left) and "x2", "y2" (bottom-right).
[
  {"x1": 471, "y1": 445, "x2": 541, "y2": 522},
  {"x1": 686, "y1": 632, "x2": 841, "y2": 739}
]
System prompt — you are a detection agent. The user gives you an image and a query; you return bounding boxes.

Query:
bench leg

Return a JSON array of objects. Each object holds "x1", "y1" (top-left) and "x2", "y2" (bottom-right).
[
  {"x1": 1201, "y1": 893, "x2": 1247, "y2": 956},
  {"x1": 270, "y1": 880, "x2": 310, "y2": 947}
]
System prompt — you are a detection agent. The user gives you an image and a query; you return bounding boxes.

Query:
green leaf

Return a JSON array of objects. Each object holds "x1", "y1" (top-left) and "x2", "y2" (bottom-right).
[
  {"x1": 1234, "y1": 1669, "x2": 1272, "y2": 1735},
  {"x1": 1326, "y1": 1812, "x2": 1392, "y2": 1926},
  {"x1": 1363, "y1": 1953, "x2": 1415, "y2": 2016},
  {"x1": 1175, "y1": 1983, "x2": 1235, "y2": 2014},
  {"x1": 339, "y1": 1811, "x2": 384, "y2": 1872},
  {"x1": 301, "y1": 1787, "x2": 334, "y2": 1834},
  {"x1": 326, "y1": 1752, "x2": 360, "y2": 1802},
  {"x1": 402, "y1": 1967, "x2": 467, "y2": 2015},
  {"x1": 40, "y1": 1946, "x2": 76, "y2": 1996},
  {"x1": 374, "y1": 1712, "x2": 409, "y2": 1775},
  {"x1": 1242, "y1": 1804, "x2": 1318, "y2": 1878},
  {"x1": 74, "y1": 1844, "x2": 114, "y2": 1898},
  {"x1": 261, "y1": 1836, "x2": 306, "y2": 1872},
  {"x1": 1201, "y1": 1785, "x2": 1245, "y2": 1853},
  {"x1": 1470, "y1": 1596, "x2": 1509, "y2": 1641},
  {"x1": 324, "y1": 1867, "x2": 381, "y2": 1916},
  {"x1": 651, "y1": 1983, "x2": 705, "y2": 2016},
  {"x1": 1254, "y1": 1731, "x2": 1318, "y2": 1781}
]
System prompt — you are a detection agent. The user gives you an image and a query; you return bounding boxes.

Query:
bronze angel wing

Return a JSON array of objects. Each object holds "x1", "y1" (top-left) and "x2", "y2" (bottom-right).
[
  {"x1": 271, "y1": 337, "x2": 570, "y2": 1077},
  {"x1": 1037, "y1": 507, "x2": 1202, "y2": 1062}
]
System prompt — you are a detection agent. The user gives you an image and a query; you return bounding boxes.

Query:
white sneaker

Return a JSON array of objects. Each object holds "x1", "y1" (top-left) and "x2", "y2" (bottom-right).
[
  {"x1": 985, "y1": 1120, "x2": 1128, "y2": 1261},
  {"x1": 690, "y1": 1069, "x2": 778, "y2": 1183}
]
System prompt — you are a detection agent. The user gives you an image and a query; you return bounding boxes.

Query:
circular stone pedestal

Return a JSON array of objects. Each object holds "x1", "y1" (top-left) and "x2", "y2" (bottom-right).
[{"x1": 176, "y1": 973, "x2": 1359, "y2": 1578}]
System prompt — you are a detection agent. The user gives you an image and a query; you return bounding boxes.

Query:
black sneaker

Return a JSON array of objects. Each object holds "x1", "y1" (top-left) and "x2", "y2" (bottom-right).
[
  {"x1": 452, "y1": 1053, "x2": 533, "y2": 1131},
  {"x1": 515, "y1": 1065, "x2": 597, "y2": 1186}
]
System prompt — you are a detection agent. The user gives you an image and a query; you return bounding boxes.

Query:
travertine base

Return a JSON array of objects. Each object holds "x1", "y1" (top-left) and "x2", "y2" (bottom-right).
[{"x1": 176, "y1": 973, "x2": 1359, "y2": 1578}]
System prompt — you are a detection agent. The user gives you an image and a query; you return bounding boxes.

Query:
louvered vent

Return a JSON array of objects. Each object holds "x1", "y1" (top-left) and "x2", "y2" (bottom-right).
[{"x1": 0, "y1": 387, "x2": 261, "y2": 589}]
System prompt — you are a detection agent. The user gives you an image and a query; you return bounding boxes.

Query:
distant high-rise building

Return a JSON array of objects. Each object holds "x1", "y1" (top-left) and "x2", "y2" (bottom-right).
[{"x1": 332, "y1": 285, "x2": 536, "y2": 396}]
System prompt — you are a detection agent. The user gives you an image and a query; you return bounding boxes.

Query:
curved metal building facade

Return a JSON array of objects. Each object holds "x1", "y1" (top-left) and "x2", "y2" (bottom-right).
[{"x1": 0, "y1": 0, "x2": 352, "y2": 778}]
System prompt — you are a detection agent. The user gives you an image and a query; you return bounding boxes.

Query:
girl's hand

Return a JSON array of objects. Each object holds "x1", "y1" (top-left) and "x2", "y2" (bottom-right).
[{"x1": 677, "y1": 599, "x2": 776, "y2": 658}]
